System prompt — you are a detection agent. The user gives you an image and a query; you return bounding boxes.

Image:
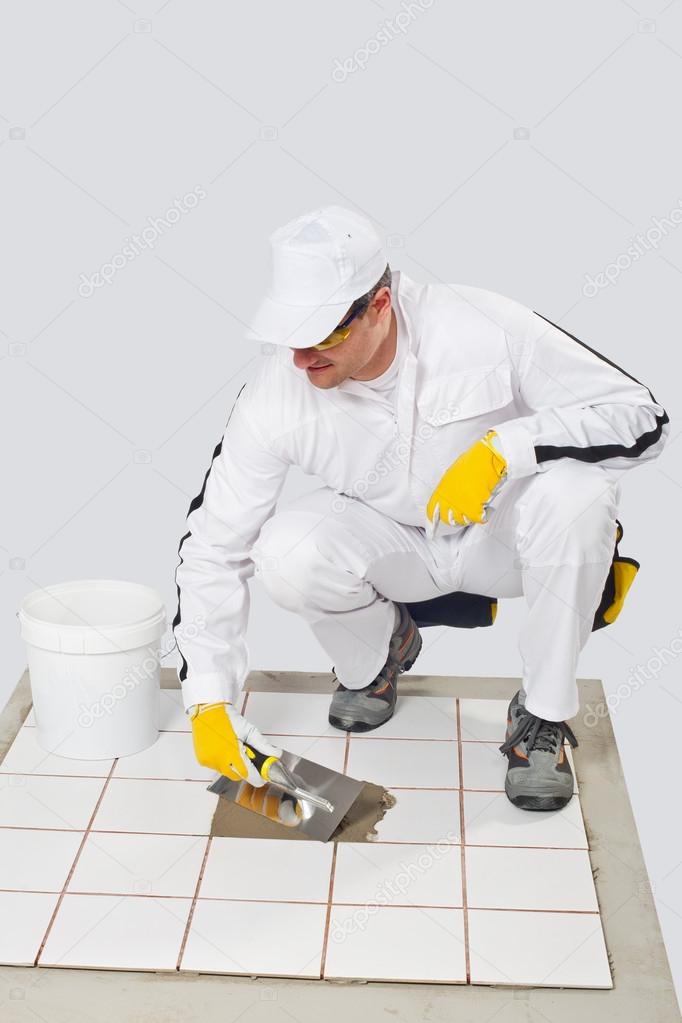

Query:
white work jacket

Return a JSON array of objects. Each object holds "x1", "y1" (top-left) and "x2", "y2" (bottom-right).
[{"x1": 173, "y1": 270, "x2": 669, "y2": 709}]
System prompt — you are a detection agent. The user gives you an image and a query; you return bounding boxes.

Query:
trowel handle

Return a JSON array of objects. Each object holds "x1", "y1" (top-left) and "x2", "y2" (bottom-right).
[
  {"x1": 243, "y1": 746, "x2": 335, "y2": 815},
  {"x1": 243, "y1": 743, "x2": 280, "y2": 782}
]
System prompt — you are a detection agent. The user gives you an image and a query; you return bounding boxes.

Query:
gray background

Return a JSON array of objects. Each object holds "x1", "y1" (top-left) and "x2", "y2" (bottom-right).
[{"x1": 1, "y1": 0, "x2": 681, "y2": 995}]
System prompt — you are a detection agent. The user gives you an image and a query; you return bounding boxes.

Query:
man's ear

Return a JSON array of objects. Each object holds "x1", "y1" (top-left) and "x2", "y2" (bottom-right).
[{"x1": 371, "y1": 287, "x2": 392, "y2": 323}]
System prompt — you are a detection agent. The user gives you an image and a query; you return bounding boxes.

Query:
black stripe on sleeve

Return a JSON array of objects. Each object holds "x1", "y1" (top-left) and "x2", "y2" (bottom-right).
[
  {"x1": 172, "y1": 384, "x2": 246, "y2": 683},
  {"x1": 531, "y1": 313, "x2": 669, "y2": 467}
]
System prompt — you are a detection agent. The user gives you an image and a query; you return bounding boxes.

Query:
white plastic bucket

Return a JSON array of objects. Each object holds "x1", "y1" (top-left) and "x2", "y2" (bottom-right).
[{"x1": 18, "y1": 580, "x2": 167, "y2": 759}]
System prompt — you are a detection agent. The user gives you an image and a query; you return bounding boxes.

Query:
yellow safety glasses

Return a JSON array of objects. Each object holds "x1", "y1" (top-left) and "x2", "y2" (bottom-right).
[{"x1": 310, "y1": 302, "x2": 365, "y2": 351}]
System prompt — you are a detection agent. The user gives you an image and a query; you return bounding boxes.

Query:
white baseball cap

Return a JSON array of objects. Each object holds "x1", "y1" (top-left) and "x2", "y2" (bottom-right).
[{"x1": 245, "y1": 205, "x2": 388, "y2": 349}]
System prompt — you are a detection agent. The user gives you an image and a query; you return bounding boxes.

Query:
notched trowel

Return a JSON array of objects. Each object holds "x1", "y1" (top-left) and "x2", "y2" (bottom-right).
[{"x1": 207, "y1": 744, "x2": 364, "y2": 842}]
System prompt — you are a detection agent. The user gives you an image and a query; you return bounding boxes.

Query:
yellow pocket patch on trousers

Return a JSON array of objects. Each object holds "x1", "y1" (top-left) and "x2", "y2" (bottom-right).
[{"x1": 603, "y1": 558, "x2": 639, "y2": 625}]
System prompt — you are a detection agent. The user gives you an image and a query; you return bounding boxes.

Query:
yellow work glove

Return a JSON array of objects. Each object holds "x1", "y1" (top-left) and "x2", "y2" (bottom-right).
[
  {"x1": 426, "y1": 429, "x2": 507, "y2": 537},
  {"x1": 190, "y1": 701, "x2": 282, "y2": 788}
]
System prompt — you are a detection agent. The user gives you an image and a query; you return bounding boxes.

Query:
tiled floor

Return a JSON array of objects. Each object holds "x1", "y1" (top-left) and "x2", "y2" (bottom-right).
[{"x1": 0, "y1": 691, "x2": 611, "y2": 988}]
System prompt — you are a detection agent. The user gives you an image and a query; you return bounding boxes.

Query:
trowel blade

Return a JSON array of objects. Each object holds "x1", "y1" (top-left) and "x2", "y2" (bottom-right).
[{"x1": 207, "y1": 748, "x2": 364, "y2": 842}]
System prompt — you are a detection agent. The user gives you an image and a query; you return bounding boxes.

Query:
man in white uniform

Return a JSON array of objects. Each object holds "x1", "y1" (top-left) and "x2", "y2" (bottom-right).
[{"x1": 174, "y1": 206, "x2": 669, "y2": 811}]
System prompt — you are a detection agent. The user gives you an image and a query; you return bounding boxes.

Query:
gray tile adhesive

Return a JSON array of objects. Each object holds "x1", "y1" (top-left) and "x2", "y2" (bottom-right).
[{"x1": 210, "y1": 781, "x2": 397, "y2": 842}]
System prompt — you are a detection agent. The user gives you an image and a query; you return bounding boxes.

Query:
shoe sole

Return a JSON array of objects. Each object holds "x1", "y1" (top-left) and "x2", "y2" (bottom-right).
[
  {"x1": 505, "y1": 778, "x2": 574, "y2": 811},
  {"x1": 328, "y1": 621, "x2": 423, "y2": 734}
]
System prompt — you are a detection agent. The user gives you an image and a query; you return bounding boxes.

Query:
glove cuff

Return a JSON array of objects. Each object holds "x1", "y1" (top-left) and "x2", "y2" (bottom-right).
[
  {"x1": 188, "y1": 700, "x2": 231, "y2": 720},
  {"x1": 481, "y1": 430, "x2": 507, "y2": 475}
]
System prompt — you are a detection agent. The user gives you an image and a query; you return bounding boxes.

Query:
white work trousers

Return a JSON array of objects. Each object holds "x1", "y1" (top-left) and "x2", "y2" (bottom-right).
[{"x1": 251, "y1": 460, "x2": 622, "y2": 722}]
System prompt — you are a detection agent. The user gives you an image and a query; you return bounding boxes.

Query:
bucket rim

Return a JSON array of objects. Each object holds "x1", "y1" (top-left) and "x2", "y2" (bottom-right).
[{"x1": 18, "y1": 579, "x2": 166, "y2": 632}]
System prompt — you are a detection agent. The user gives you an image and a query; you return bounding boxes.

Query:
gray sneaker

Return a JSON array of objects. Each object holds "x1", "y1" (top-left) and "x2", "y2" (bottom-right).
[
  {"x1": 328, "y1": 603, "x2": 422, "y2": 733},
  {"x1": 499, "y1": 689, "x2": 578, "y2": 811}
]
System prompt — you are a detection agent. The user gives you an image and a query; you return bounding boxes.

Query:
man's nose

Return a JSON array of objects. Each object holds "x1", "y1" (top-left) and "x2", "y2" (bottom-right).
[{"x1": 291, "y1": 346, "x2": 318, "y2": 367}]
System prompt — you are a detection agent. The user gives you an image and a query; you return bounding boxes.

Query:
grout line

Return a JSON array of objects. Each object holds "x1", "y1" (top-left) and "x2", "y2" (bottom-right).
[
  {"x1": 263, "y1": 732, "x2": 457, "y2": 741},
  {"x1": 14, "y1": 729, "x2": 566, "y2": 745},
  {"x1": 319, "y1": 733, "x2": 350, "y2": 980},
  {"x1": 377, "y1": 785, "x2": 460, "y2": 791},
  {"x1": 449, "y1": 905, "x2": 600, "y2": 915},
  {"x1": 176, "y1": 835, "x2": 212, "y2": 970},
  {"x1": 0, "y1": 772, "x2": 210, "y2": 782},
  {"x1": 46, "y1": 890, "x2": 198, "y2": 901},
  {"x1": 0, "y1": 887, "x2": 66, "y2": 895},
  {"x1": 0, "y1": 772, "x2": 113, "y2": 780},
  {"x1": 0, "y1": 825, "x2": 86, "y2": 833},
  {"x1": 458, "y1": 841, "x2": 588, "y2": 851},
  {"x1": 318, "y1": 842, "x2": 338, "y2": 980},
  {"x1": 33, "y1": 758, "x2": 118, "y2": 965},
  {"x1": 323, "y1": 901, "x2": 599, "y2": 915},
  {"x1": 0, "y1": 775, "x2": 576, "y2": 794},
  {"x1": 0, "y1": 887, "x2": 603, "y2": 914},
  {"x1": 0, "y1": 825, "x2": 213, "y2": 837},
  {"x1": 0, "y1": 825, "x2": 588, "y2": 851},
  {"x1": 105, "y1": 775, "x2": 215, "y2": 784},
  {"x1": 456, "y1": 699, "x2": 471, "y2": 984}
]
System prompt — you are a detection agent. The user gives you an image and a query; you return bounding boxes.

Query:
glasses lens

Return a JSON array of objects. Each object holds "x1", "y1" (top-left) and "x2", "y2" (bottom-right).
[{"x1": 311, "y1": 325, "x2": 352, "y2": 351}]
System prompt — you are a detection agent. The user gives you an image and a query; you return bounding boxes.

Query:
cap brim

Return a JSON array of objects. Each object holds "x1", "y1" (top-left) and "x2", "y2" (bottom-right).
[{"x1": 245, "y1": 294, "x2": 353, "y2": 349}]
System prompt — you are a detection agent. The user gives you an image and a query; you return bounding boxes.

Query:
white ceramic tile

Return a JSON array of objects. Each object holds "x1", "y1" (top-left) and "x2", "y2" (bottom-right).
[
  {"x1": 0, "y1": 726, "x2": 114, "y2": 777},
  {"x1": 0, "y1": 892, "x2": 59, "y2": 965},
  {"x1": 464, "y1": 791, "x2": 588, "y2": 849},
  {"x1": 466, "y1": 846, "x2": 598, "y2": 911},
  {"x1": 0, "y1": 775, "x2": 105, "y2": 830},
  {"x1": 333, "y1": 842, "x2": 462, "y2": 908},
  {"x1": 462, "y1": 741, "x2": 578, "y2": 793},
  {"x1": 373, "y1": 789, "x2": 461, "y2": 844},
  {"x1": 93, "y1": 779, "x2": 217, "y2": 835},
  {"x1": 182, "y1": 898, "x2": 327, "y2": 977},
  {"x1": 113, "y1": 731, "x2": 213, "y2": 781},
  {"x1": 354, "y1": 696, "x2": 458, "y2": 740},
  {"x1": 159, "y1": 689, "x2": 190, "y2": 731},
  {"x1": 461, "y1": 740, "x2": 508, "y2": 790},
  {"x1": 244, "y1": 692, "x2": 338, "y2": 737},
  {"x1": 468, "y1": 909, "x2": 612, "y2": 988},
  {"x1": 23, "y1": 709, "x2": 35, "y2": 726},
  {"x1": 200, "y1": 836, "x2": 333, "y2": 903},
  {"x1": 40, "y1": 893, "x2": 191, "y2": 970},
  {"x1": 0, "y1": 828, "x2": 83, "y2": 891},
  {"x1": 325, "y1": 905, "x2": 466, "y2": 982},
  {"x1": 68, "y1": 833, "x2": 208, "y2": 897},
  {"x1": 346, "y1": 738, "x2": 459, "y2": 789},
  {"x1": 459, "y1": 698, "x2": 509, "y2": 741},
  {"x1": 274, "y1": 735, "x2": 346, "y2": 774}
]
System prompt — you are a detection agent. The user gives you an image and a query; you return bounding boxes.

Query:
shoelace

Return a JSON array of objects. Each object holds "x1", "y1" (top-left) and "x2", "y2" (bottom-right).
[{"x1": 499, "y1": 708, "x2": 578, "y2": 757}]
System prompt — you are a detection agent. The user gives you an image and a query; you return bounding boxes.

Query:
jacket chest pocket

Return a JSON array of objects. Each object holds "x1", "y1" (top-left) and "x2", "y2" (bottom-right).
[{"x1": 416, "y1": 363, "x2": 514, "y2": 427}]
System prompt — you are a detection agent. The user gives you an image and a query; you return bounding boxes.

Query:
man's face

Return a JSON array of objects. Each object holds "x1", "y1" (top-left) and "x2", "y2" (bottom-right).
[{"x1": 290, "y1": 287, "x2": 393, "y2": 389}]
